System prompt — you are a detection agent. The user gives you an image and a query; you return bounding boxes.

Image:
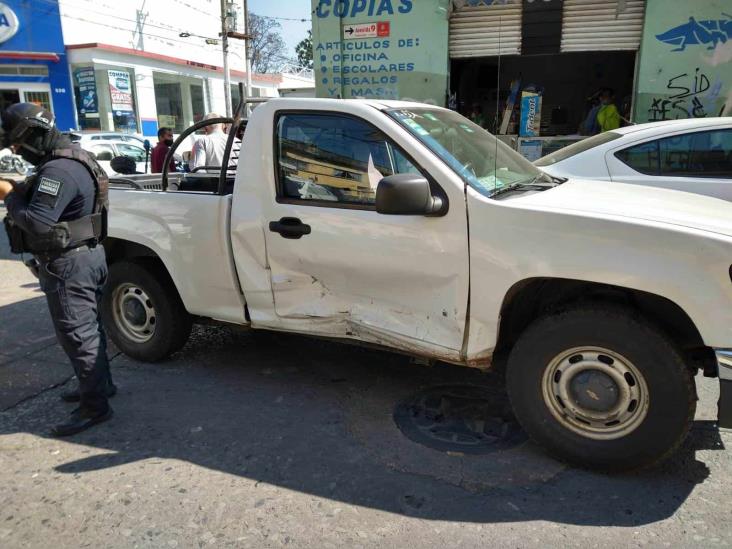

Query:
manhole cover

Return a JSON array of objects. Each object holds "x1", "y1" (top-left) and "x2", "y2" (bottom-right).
[{"x1": 393, "y1": 384, "x2": 527, "y2": 454}]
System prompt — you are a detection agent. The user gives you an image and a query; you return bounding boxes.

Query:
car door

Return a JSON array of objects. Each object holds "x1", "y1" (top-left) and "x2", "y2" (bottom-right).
[
  {"x1": 260, "y1": 111, "x2": 470, "y2": 358},
  {"x1": 607, "y1": 127, "x2": 732, "y2": 201}
]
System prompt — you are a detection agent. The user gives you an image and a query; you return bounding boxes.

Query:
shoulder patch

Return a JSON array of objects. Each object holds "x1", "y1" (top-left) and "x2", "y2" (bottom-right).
[{"x1": 37, "y1": 177, "x2": 62, "y2": 197}]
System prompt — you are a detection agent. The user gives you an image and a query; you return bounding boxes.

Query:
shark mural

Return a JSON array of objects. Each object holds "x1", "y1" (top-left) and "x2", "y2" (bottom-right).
[{"x1": 656, "y1": 14, "x2": 732, "y2": 52}]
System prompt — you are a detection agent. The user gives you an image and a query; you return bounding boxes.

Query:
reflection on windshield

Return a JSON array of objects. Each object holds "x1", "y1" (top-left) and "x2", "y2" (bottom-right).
[{"x1": 386, "y1": 108, "x2": 544, "y2": 197}]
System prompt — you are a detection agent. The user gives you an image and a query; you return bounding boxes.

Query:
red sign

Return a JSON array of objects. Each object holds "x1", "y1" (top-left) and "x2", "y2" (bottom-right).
[{"x1": 377, "y1": 21, "x2": 390, "y2": 37}]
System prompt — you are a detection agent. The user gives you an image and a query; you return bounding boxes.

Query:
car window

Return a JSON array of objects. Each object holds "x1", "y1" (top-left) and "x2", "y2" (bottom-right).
[
  {"x1": 616, "y1": 129, "x2": 732, "y2": 178},
  {"x1": 535, "y1": 132, "x2": 622, "y2": 166},
  {"x1": 660, "y1": 129, "x2": 732, "y2": 178},
  {"x1": 275, "y1": 113, "x2": 420, "y2": 206},
  {"x1": 117, "y1": 143, "x2": 147, "y2": 162},
  {"x1": 615, "y1": 140, "x2": 659, "y2": 175}
]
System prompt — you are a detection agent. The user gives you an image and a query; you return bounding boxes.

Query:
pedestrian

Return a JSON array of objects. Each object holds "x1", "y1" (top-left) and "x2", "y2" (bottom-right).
[
  {"x1": 469, "y1": 104, "x2": 485, "y2": 128},
  {"x1": 191, "y1": 113, "x2": 228, "y2": 171},
  {"x1": 0, "y1": 103, "x2": 115, "y2": 436},
  {"x1": 596, "y1": 87, "x2": 621, "y2": 133},
  {"x1": 151, "y1": 126, "x2": 175, "y2": 173}
]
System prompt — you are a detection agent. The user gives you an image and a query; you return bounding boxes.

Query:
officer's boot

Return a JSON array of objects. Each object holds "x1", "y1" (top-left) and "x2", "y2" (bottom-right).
[{"x1": 60, "y1": 381, "x2": 117, "y2": 403}]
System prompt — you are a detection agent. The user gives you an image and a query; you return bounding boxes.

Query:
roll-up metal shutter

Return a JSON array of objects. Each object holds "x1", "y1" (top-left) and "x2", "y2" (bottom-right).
[
  {"x1": 561, "y1": 0, "x2": 645, "y2": 52},
  {"x1": 449, "y1": 2, "x2": 522, "y2": 59}
]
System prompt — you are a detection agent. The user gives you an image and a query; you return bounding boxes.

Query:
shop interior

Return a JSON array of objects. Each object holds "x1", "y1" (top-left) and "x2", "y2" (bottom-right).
[
  {"x1": 450, "y1": 50, "x2": 636, "y2": 156},
  {"x1": 153, "y1": 72, "x2": 207, "y2": 134}
]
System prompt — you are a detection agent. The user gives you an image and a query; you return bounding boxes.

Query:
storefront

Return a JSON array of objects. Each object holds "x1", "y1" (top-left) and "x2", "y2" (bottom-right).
[
  {"x1": 0, "y1": 0, "x2": 75, "y2": 129},
  {"x1": 67, "y1": 43, "x2": 282, "y2": 138},
  {"x1": 449, "y1": 0, "x2": 645, "y2": 158},
  {"x1": 312, "y1": 0, "x2": 652, "y2": 158}
]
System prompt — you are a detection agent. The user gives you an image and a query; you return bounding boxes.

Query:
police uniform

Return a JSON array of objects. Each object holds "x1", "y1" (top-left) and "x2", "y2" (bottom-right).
[
  {"x1": 2, "y1": 103, "x2": 114, "y2": 435},
  {"x1": 6, "y1": 157, "x2": 113, "y2": 413}
]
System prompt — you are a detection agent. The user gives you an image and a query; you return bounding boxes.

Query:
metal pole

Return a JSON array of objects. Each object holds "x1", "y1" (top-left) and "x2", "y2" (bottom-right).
[
  {"x1": 220, "y1": 0, "x2": 232, "y2": 117},
  {"x1": 243, "y1": 0, "x2": 253, "y2": 113}
]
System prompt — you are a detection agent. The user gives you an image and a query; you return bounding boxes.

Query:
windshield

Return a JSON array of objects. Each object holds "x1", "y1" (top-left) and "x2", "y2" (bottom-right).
[
  {"x1": 535, "y1": 131, "x2": 622, "y2": 166},
  {"x1": 386, "y1": 107, "x2": 544, "y2": 198}
]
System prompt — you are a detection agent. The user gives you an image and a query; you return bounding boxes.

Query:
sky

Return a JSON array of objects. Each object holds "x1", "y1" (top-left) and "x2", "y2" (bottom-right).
[{"x1": 247, "y1": 0, "x2": 312, "y2": 62}]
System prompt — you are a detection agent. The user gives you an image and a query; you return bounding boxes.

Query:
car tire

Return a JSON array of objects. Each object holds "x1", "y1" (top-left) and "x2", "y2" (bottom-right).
[
  {"x1": 101, "y1": 261, "x2": 192, "y2": 362},
  {"x1": 506, "y1": 305, "x2": 696, "y2": 472}
]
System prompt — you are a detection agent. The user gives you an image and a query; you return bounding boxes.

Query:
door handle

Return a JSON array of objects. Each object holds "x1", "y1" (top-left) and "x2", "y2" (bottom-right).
[{"x1": 268, "y1": 217, "x2": 311, "y2": 239}]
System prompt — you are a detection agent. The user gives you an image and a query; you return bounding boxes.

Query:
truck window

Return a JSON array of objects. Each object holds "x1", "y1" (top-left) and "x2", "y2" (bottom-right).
[{"x1": 275, "y1": 113, "x2": 420, "y2": 206}]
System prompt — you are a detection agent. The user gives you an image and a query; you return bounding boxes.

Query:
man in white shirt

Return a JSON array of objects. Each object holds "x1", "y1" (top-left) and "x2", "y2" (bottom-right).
[{"x1": 191, "y1": 113, "x2": 229, "y2": 171}]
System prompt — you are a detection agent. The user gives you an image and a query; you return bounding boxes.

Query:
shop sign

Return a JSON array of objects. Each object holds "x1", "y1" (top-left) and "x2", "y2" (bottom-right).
[
  {"x1": 343, "y1": 22, "x2": 390, "y2": 39},
  {"x1": 0, "y1": 2, "x2": 19, "y2": 44},
  {"x1": 158, "y1": 115, "x2": 177, "y2": 128},
  {"x1": 107, "y1": 70, "x2": 134, "y2": 114},
  {"x1": 313, "y1": 0, "x2": 448, "y2": 106},
  {"x1": 74, "y1": 67, "x2": 98, "y2": 115}
]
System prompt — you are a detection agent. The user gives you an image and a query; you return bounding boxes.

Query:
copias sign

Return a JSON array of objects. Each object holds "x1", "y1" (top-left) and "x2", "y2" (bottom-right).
[
  {"x1": 315, "y1": 0, "x2": 413, "y2": 18},
  {"x1": 0, "y1": 3, "x2": 18, "y2": 44}
]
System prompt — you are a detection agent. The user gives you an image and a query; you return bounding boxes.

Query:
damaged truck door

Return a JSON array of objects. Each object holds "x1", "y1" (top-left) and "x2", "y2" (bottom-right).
[{"x1": 258, "y1": 111, "x2": 470, "y2": 360}]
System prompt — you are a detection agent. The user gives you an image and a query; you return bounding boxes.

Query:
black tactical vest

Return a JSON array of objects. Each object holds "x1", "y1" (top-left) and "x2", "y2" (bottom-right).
[{"x1": 4, "y1": 146, "x2": 109, "y2": 254}]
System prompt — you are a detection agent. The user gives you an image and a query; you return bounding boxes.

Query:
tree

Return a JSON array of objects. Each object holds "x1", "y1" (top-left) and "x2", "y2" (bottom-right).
[
  {"x1": 248, "y1": 13, "x2": 288, "y2": 73},
  {"x1": 295, "y1": 30, "x2": 313, "y2": 70}
]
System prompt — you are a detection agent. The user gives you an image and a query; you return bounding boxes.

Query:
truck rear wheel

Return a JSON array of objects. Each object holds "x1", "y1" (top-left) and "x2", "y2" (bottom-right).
[
  {"x1": 101, "y1": 261, "x2": 192, "y2": 362},
  {"x1": 506, "y1": 305, "x2": 695, "y2": 471}
]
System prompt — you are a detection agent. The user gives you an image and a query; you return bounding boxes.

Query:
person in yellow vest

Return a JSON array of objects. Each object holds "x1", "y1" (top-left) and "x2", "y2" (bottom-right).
[{"x1": 596, "y1": 88, "x2": 621, "y2": 132}]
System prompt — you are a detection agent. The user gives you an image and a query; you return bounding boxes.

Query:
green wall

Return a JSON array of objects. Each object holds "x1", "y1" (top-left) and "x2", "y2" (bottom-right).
[
  {"x1": 311, "y1": 0, "x2": 450, "y2": 105},
  {"x1": 634, "y1": 0, "x2": 732, "y2": 122}
]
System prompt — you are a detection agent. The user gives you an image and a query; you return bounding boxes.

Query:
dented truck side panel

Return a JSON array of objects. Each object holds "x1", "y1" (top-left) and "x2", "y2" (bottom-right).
[{"x1": 229, "y1": 100, "x2": 470, "y2": 361}]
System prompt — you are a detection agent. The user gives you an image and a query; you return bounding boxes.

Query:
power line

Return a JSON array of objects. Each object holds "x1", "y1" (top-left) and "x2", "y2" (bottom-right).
[{"x1": 36, "y1": 0, "x2": 220, "y2": 42}]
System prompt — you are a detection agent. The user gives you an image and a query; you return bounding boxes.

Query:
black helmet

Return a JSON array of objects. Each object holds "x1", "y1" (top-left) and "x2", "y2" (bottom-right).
[{"x1": 1, "y1": 102, "x2": 55, "y2": 150}]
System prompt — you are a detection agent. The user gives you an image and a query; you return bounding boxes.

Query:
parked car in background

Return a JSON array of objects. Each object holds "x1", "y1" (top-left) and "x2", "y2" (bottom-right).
[
  {"x1": 74, "y1": 131, "x2": 147, "y2": 147},
  {"x1": 535, "y1": 118, "x2": 732, "y2": 201},
  {"x1": 83, "y1": 139, "x2": 150, "y2": 175}
]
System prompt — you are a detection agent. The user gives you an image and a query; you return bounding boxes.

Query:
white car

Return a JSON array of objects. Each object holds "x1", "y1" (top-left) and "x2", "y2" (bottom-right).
[
  {"x1": 76, "y1": 132, "x2": 147, "y2": 147},
  {"x1": 82, "y1": 140, "x2": 150, "y2": 175},
  {"x1": 535, "y1": 118, "x2": 732, "y2": 201}
]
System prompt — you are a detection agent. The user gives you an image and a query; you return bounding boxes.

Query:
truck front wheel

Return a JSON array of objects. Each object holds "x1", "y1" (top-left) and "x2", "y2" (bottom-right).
[
  {"x1": 101, "y1": 261, "x2": 192, "y2": 362},
  {"x1": 506, "y1": 305, "x2": 696, "y2": 471}
]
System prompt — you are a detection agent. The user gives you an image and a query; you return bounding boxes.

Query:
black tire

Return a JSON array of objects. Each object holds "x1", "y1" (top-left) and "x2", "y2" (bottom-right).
[
  {"x1": 101, "y1": 261, "x2": 192, "y2": 362},
  {"x1": 506, "y1": 305, "x2": 695, "y2": 472}
]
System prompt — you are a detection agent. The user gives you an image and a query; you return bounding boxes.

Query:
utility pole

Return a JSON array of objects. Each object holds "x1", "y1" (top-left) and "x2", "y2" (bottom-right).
[
  {"x1": 243, "y1": 0, "x2": 253, "y2": 107},
  {"x1": 220, "y1": 0, "x2": 232, "y2": 117}
]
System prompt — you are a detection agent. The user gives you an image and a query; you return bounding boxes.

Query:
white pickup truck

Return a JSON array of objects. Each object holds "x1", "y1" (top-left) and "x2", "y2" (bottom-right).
[{"x1": 103, "y1": 98, "x2": 732, "y2": 471}]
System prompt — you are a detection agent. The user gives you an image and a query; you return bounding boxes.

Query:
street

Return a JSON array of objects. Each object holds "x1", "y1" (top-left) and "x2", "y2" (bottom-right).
[{"x1": 1, "y1": 204, "x2": 731, "y2": 548}]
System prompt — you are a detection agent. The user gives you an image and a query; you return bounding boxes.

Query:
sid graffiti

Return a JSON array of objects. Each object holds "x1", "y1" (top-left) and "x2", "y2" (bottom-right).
[{"x1": 648, "y1": 68, "x2": 727, "y2": 121}]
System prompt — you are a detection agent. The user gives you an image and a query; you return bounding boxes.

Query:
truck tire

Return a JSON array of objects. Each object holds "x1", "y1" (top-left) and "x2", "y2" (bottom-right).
[
  {"x1": 101, "y1": 261, "x2": 192, "y2": 362},
  {"x1": 506, "y1": 305, "x2": 695, "y2": 471}
]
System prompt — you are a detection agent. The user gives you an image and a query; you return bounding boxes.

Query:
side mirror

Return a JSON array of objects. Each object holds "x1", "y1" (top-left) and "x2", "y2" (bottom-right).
[{"x1": 375, "y1": 174, "x2": 445, "y2": 216}]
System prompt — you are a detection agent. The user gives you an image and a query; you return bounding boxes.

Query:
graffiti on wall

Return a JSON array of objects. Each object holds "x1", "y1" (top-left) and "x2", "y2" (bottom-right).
[
  {"x1": 656, "y1": 14, "x2": 732, "y2": 52},
  {"x1": 648, "y1": 68, "x2": 728, "y2": 121}
]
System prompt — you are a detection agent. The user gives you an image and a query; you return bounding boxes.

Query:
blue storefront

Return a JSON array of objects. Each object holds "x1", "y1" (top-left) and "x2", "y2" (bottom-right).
[{"x1": 0, "y1": 0, "x2": 75, "y2": 130}]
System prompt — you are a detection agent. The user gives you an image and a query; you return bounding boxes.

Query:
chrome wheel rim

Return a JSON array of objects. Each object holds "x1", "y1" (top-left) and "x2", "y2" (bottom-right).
[
  {"x1": 112, "y1": 283, "x2": 156, "y2": 343},
  {"x1": 541, "y1": 346, "x2": 649, "y2": 440}
]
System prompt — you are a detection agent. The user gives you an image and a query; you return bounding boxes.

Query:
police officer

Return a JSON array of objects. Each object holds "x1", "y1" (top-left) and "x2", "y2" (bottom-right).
[{"x1": 0, "y1": 103, "x2": 115, "y2": 436}]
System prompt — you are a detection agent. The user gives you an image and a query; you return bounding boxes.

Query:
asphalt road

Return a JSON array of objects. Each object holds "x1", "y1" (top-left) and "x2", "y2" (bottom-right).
[{"x1": 1, "y1": 203, "x2": 731, "y2": 548}]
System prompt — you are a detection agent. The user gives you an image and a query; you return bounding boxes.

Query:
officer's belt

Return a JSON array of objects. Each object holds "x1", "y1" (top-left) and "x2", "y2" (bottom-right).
[{"x1": 36, "y1": 244, "x2": 92, "y2": 263}]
